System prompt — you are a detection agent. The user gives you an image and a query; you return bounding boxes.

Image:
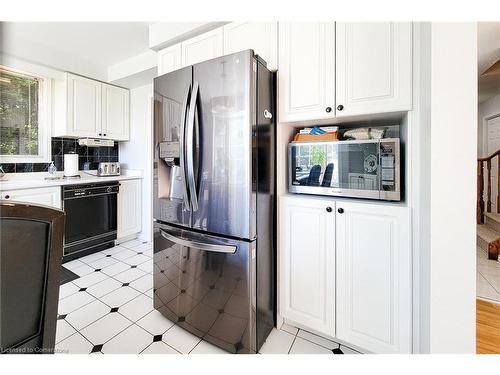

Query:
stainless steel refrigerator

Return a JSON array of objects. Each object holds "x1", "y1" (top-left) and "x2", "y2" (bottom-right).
[{"x1": 152, "y1": 50, "x2": 276, "y2": 353}]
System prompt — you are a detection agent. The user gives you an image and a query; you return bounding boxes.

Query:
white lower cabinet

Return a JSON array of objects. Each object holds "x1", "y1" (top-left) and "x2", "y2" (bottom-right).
[
  {"x1": 1, "y1": 186, "x2": 62, "y2": 209},
  {"x1": 280, "y1": 196, "x2": 411, "y2": 353},
  {"x1": 280, "y1": 196, "x2": 336, "y2": 336},
  {"x1": 335, "y1": 201, "x2": 411, "y2": 353},
  {"x1": 117, "y1": 179, "x2": 142, "y2": 240}
]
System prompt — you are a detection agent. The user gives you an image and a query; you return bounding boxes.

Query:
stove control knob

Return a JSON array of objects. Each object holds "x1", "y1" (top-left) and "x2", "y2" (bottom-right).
[{"x1": 106, "y1": 187, "x2": 112, "y2": 193}]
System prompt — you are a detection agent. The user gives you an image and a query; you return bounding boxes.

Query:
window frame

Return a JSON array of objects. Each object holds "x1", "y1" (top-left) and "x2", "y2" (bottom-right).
[{"x1": 0, "y1": 65, "x2": 52, "y2": 164}]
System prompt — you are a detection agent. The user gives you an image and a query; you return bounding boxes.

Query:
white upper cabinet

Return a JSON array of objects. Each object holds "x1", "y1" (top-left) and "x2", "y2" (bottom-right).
[
  {"x1": 335, "y1": 22, "x2": 412, "y2": 117},
  {"x1": 55, "y1": 73, "x2": 130, "y2": 140},
  {"x1": 335, "y1": 201, "x2": 411, "y2": 353},
  {"x1": 157, "y1": 43, "x2": 182, "y2": 75},
  {"x1": 101, "y1": 83, "x2": 130, "y2": 141},
  {"x1": 280, "y1": 196, "x2": 336, "y2": 336},
  {"x1": 278, "y1": 22, "x2": 335, "y2": 123},
  {"x1": 223, "y1": 22, "x2": 278, "y2": 71},
  {"x1": 181, "y1": 28, "x2": 224, "y2": 67},
  {"x1": 66, "y1": 73, "x2": 102, "y2": 137}
]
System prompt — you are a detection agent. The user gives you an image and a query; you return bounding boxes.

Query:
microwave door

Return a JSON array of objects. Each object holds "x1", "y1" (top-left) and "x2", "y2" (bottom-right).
[{"x1": 154, "y1": 66, "x2": 193, "y2": 228}]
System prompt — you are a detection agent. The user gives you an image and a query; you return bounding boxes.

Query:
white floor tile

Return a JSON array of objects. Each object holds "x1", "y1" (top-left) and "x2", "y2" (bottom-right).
[
  {"x1": 63, "y1": 259, "x2": 85, "y2": 273},
  {"x1": 88, "y1": 256, "x2": 119, "y2": 270},
  {"x1": 72, "y1": 271, "x2": 108, "y2": 288},
  {"x1": 55, "y1": 333, "x2": 93, "y2": 354},
  {"x1": 280, "y1": 323, "x2": 299, "y2": 336},
  {"x1": 111, "y1": 248, "x2": 138, "y2": 261},
  {"x1": 137, "y1": 260, "x2": 153, "y2": 273},
  {"x1": 86, "y1": 277, "x2": 122, "y2": 298},
  {"x1": 162, "y1": 325, "x2": 201, "y2": 354},
  {"x1": 190, "y1": 340, "x2": 228, "y2": 354},
  {"x1": 339, "y1": 345, "x2": 361, "y2": 354},
  {"x1": 79, "y1": 313, "x2": 132, "y2": 345},
  {"x1": 101, "y1": 324, "x2": 152, "y2": 354},
  {"x1": 101, "y1": 261, "x2": 130, "y2": 276},
  {"x1": 71, "y1": 263, "x2": 95, "y2": 277},
  {"x1": 123, "y1": 254, "x2": 150, "y2": 266},
  {"x1": 141, "y1": 341, "x2": 180, "y2": 354},
  {"x1": 129, "y1": 274, "x2": 153, "y2": 293},
  {"x1": 113, "y1": 267, "x2": 146, "y2": 283},
  {"x1": 119, "y1": 294, "x2": 154, "y2": 322},
  {"x1": 58, "y1": 291, "x2": 95, "y2": 315},
  {"x1": 143, "y1": 288, "x2": 154, "y2": 299},
  {"x1": 59, "y1": 282, "x2": 80, "y2": 299},
  {"x1": 102, "y1": 245, "x2": 129, "y2": 255},
  {"x1": 289, "y1": 337, "x2": 332, "y2": 354},
  {"x1": 136, "y1": 309, "x2": 175, "y2": 335},
  {"x1": 259, "y1": 328, "x2": 295, "y2": 354},
  {"x1": 79, "y1": 251, "x2": 107, "y2": 264},
  {"x1": 55, "y1": 319, "x2": 76, "y2": 344},
  {"x1": 99, "y1": 286, "x2": 141, "y2": 307},
  {"x1": 477, "y1": 272, "x2": 500, "y2": 302},
  {"x1": 130, "y1": 243, "x2": 152, "y2": 253},
  {"x1": 65, "y1": 300, "x2": 111, "y2": 330},
  {"x1": 120, "y1": 239, "x2": 143, "y2": 249},
  {"x1": 297, "y1": 329, "x2": 339, "y2": 350}
]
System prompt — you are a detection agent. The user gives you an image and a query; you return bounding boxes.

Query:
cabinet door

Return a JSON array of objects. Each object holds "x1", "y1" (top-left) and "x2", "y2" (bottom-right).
[
  {"x1": 336, "y1": 202, "x2": 411, "y2": 353},
  {"x1": 278, "y1": 22, "x2": 335, "y2": 123},
  {"x1": 223, "y1": 22, "x2": 278, "y2": 70},
  {"x1": 280, "y1": 196, "x2": 335, "y2": 336},
  {"x1": 101, "y1": 84, "x2": 130, "y2": 141},
  {"x1": 2, "y1": 187, "x2": 61, "y2": 209},
  {"x1": 336, "y1": 22, "x2": 412, "y2": 117},
  {"x1": 67, "y1": 73, "x2": 102, "y2": 137},
  {"x1": 158, "y1": 43, "x2": 182, "y2": 75},
  {"x1": 117, "y1": 179, "x2": 142, "y2": 239},
  {"x1": 181, "y1": 28, "x2": 224, "y2": 67}
]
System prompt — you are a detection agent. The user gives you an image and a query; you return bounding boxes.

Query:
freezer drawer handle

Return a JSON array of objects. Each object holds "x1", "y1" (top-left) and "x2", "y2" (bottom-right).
[{"x1": 159, "y1": 229, "x2": 236, "y2": 254}]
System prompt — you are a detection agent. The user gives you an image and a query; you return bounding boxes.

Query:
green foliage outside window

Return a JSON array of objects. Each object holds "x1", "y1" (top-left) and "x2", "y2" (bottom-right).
[{"x1": 0, "y1": 68, "x2": 40, "y2": 156}]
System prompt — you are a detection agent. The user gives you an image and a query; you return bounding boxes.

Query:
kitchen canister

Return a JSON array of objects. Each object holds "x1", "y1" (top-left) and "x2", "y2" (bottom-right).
[{"x1": 63, "y1": 153, "x2": 79, "y2": 177}]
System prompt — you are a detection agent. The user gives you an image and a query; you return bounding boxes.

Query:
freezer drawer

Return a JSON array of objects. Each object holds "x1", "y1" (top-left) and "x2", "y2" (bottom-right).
[{"x1": 153, "y1": 222, "x2": 257, "y2": 353}]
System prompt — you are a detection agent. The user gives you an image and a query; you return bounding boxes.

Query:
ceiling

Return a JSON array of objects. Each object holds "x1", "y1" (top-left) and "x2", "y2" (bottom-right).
[
  {"x1": 478, "y1": 22, "x2": 500, "y2": 103},
  {"x1": 0, "y1": 22, "x2": 152, "y2": 80}
]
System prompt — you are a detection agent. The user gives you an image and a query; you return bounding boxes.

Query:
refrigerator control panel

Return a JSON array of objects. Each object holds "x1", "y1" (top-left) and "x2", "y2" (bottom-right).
[{"x1": 159, "y1": 141, "x2": 180, "y2": 160}]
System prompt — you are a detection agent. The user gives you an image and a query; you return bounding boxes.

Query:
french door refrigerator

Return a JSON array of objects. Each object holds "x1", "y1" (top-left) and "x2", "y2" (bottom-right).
[{"x1": 153, "y1": 50, "x2": 276, "y2": 353}]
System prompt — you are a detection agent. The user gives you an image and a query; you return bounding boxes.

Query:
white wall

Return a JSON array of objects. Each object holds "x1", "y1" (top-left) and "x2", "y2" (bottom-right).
[
  {"x1": 119, "y1": 84, "x2": 153, "y2": 243},
  {"x1": 426, "y1": 23, "x2": 477, "y2": 353}
]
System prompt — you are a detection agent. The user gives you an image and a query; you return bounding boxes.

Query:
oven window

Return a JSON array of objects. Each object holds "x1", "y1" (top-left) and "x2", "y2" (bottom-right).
[
  {"x1": 290, "y1": 141, "x2": 380, "y2": 191},
  {"x1": 64, "y1": 194, "x2": 117, "y2": 244}
]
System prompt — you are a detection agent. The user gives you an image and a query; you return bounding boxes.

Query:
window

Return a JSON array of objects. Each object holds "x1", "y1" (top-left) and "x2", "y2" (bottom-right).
[{"x1": 0, "y1": 66, "x2": 51, "y2": 163}]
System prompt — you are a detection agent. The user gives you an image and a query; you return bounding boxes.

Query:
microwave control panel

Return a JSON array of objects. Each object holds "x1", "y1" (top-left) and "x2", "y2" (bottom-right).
[{"x1": 380, "y1": 141, "x2": 397, "y2": 191}]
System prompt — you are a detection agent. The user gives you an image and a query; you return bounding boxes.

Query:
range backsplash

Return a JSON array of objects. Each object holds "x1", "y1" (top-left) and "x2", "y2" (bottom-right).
[{"x1": 0, "y1": 137, "x2": 119, "y2": 173}]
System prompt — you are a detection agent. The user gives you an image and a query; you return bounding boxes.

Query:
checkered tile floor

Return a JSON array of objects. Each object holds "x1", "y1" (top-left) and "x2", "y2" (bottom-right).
[{"x1": 55, "y1": 240, "x2": 359, "y2": 354}]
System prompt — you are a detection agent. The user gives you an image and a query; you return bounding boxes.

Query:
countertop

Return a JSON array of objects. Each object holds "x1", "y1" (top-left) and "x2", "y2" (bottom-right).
[{"x1": 0, "y1": 169, "x2": 143, "y2": 191}]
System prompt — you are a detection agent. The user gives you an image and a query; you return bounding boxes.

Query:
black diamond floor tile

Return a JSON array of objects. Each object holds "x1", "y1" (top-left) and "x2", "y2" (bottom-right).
[
  {"x1": 110, "y1": 307, "x2": 119, "y2": 313},
  {"x1": 332, "y1": 348, "x2": 344, "y2": 354},
  {"x1": 153, "y1": 335, "x2": 162, "y2": 342},
  {"x1": 91, "y1": 344, "x2": 103, "y2": 353}
]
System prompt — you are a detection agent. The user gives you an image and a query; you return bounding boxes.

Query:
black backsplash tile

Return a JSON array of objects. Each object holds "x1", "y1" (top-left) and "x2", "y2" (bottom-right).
[{"x1": 2, "y1": 137, "x2": 120, "y2": 173}]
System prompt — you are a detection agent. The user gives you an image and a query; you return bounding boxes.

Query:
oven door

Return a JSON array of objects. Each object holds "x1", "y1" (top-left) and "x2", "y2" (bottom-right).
[
  {"x1": 63, "y1": 191, "x2": 118, "y2": 254},
  {"x1": 288, "y1": 139, "x2": 383, "y2": 199}
]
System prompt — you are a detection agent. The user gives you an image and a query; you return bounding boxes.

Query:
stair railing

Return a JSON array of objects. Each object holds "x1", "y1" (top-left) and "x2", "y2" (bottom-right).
[{"x1": 477, "y1": 149, "x2": 500, "y2": 224}]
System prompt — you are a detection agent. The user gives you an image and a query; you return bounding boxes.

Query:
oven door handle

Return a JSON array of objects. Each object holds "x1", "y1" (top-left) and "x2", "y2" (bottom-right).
[{"x1": 159, "y1": 228, "x2": 236, "y2": 254}]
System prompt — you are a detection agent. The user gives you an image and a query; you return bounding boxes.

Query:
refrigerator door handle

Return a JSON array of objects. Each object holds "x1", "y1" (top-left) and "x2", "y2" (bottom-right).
[
  {"x1": 159, "y1": 228, "x2": 236, "y2": 254},
  {"x1": 179, "y1": 84, "x2": 191, "y2": 210},
  {"x1": 186, "y1": 81, "x2": 199, "y2": 212}
]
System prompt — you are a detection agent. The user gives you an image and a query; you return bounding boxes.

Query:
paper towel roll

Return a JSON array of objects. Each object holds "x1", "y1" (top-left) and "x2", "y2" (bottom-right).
[{"x1": 64, "y1": 153, "x2": 79, "y2": 177}]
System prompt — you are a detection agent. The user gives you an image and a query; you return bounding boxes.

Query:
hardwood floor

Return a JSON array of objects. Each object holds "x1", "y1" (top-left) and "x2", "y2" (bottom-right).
[{"x1": 477, "y1": 299, "x2": 500, "y2": 354}]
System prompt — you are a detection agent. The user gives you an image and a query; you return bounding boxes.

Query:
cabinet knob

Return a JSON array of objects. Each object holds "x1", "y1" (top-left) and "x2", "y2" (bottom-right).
[
  {"x1": 99, "y1": 133, "x2": 102, "y2": 136},
  {"x1": 326, "y1": 206, "x2": 332, "y2": 213},
  {"x1": 325, "y1": 106, "x2": 332, "y2": 113},
  {"x1": 337, "y1": 208, "x2": 344, "y2": 214},
  {"x1": 103, "y1": 134, "x2": 107, "y2": 137},
  {"x1": 337, "y1": 105, "x2": 344, "y2": 111},
  {"x1": 4, "y1": 195, "x2": 10, "y2": 199}
]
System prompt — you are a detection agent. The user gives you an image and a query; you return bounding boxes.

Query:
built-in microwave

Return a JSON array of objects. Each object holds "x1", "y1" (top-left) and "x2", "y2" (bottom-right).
[{"x1": 288, "y1": 138, "x2": 401, "y2": 201}]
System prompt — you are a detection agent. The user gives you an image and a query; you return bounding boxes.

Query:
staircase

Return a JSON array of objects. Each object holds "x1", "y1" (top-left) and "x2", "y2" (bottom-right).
[
  {"x1": 477, "y1": 213, "x2": 500, "y2": 261},
  {"x1": 477, "y1": 150, "x2": 500, "y2": 261}
]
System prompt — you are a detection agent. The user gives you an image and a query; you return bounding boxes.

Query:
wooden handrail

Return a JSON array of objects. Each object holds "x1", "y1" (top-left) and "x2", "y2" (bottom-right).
[{"x1": 477, "y1": 148, "x2": 500, "y2": 224}]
